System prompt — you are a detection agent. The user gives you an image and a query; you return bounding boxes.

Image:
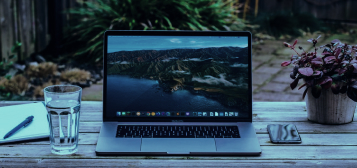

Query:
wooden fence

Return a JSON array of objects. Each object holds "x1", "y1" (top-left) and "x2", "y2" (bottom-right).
[
  {"x1": 0, "y1": 0, "x2": 356, "y2": 65},
  {"x1": 257, "y1": 0, "x2": 357, "y2": 23},
  {"x1": 0, "y1": 0, "x2": 46, "y2": 64},
  {"x1": 0, "y1": 0, "x2": 84, "y2": 65}
]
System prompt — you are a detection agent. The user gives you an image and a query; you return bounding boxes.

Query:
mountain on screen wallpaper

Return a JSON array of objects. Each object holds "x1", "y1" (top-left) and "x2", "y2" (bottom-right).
[{"x1": 106, "y1": 36, "x2": 249, "y2": 113}]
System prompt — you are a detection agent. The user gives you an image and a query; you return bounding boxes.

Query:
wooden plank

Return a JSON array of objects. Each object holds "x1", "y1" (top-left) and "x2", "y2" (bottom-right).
[
  {"x1": 0, "y1": 101, "x2": 319, "y2": 114},
  {"x1": 0, "y1": 101, "x2": 103, "y2": 112},
  {"x1": 12, "y1": 133, "x2": 357, "y2": 146},
  {"x1": 30, "y1": 0, "x2": 35, "y2": 46},
  {"x1": 2, "y1": 158, "x2": 357, "y2": 167},
  {"x1": 76, "y1": 121, "x2": 357, "y2": 134},
  {"x1": 78, "y1": 111, "x2": 357, "y2": 122},
  {"x1": 3, "y1": 102, "x2": 357, "y2": 134},
  {"x1": 3, "y1": 101, "x2": 357, "y2": 122},
  {"x1": 34, "y1": 0, "x2": 48, "y2": 52},
  {"x1": 0, "y1": 101, "x2": 33, "y2": 106},
  {"x1": 254, "y1": 111, "x2": 307, "y2": 122},
  {"x1": 254, "y1": 111, "x2": 357, "y2": 122},
  {"x1": 0, "y1": 0, "x2": 15, "y2": 63},
  {"x1": 258, "y1": 134, "x2": 357, "y2": 146},
  {"x1": 254, "y1": 121, "x2": 357, "y2": 134},
  {"x1": 0, "y1": 0, "x2": 2, "y2": 61},
  {"x1": 14, "y1": 133, "x2": 99, "y2": 145},
  {"x1": 16, "y1": 0, "x2": 33, "y2": 61},
  {"x1": 0, "y1": 101, "x2": 316, "y2": 113},
  {"x1": 78, "y1": 122, "x2": 102, "y2": 133},
  {"x1": 253, "y1": 102, "x2": 307, "y2": 113},
  {"x1": 1, "y1": 101, "x2": 307, "y2": 112},
  {"x1": 0, "y1": 101, "x2": 354, "y2": 122},
  {"x1": 79, "y1": 112, "x2": 102, "y2": 122},
  {"x1": 1, "y1": 145, "x2": 357, "y2": 160}
]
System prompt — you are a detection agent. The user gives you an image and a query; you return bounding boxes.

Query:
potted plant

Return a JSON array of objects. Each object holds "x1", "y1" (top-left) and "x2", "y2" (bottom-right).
[{"x1": 281, "y1": 35, "x2": 357, "y2": 124}]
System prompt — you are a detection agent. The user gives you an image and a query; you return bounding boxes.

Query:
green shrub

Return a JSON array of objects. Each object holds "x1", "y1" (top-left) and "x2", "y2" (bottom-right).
[
  {"x1": 63, "y1": 0, "x2": 245, "y2": 63},
  {"x1": 0, "y1": 42, "x2": 21, "y2": 76}
]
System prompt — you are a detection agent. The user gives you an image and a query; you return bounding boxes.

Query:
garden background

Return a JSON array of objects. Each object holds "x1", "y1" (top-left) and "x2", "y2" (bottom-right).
[{"x1": 0, "y1": 0, "x2": 356, "y2": 101}]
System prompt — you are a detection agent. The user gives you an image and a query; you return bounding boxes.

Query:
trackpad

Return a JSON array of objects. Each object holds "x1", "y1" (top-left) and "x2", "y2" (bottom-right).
[{"x1": 141, "y1": 138, "x2": 216, "y2": 153}]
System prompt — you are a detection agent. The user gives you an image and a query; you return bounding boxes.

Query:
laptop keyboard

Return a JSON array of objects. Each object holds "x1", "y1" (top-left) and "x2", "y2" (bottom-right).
[{"x1": 116, "y1": 125, "x2": 240, "y2": 138}]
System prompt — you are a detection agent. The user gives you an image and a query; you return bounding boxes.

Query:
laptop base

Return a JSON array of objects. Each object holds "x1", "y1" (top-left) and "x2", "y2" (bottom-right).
[{"x1": 96, "y1": 122, "x2": 261, "y2": 156}]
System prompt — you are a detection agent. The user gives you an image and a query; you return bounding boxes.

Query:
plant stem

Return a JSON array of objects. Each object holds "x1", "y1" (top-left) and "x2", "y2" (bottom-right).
[
  {"x1": 292, "y1": 48, "x2": 301, "y2": 56},
  {"x1": 301, "y1": 48, "x2": 306, "y2": 53},
  {"x1": 315, "y1": 47, "x2": 318, "y2": 55}
]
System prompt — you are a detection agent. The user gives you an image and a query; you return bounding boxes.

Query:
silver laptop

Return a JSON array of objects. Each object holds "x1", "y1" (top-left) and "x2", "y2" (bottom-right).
[{"x1": 96, "y1": 30, "x2": 261, "y2": 155}]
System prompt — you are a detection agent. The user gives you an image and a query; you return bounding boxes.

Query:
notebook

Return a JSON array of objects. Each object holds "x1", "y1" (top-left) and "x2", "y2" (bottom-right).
[{"x1": 0, "y1": 102, "x2": 50, "y2": 144}]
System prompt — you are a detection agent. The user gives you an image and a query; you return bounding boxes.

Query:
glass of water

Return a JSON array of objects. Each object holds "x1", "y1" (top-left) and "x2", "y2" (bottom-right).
[{"x1": 44, "y1": 85, "x2": 82, "y2": 155}]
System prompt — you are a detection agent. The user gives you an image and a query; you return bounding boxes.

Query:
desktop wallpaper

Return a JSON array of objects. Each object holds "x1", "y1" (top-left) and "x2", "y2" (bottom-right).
[{"x1": 106, "y1": 36, "x2": 249, "y2": 118}]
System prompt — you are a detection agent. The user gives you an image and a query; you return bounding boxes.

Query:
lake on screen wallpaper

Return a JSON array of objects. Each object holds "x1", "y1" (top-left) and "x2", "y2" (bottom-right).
[{"x1": 106, "y1": 36, "x2": 249, "y2": 117}]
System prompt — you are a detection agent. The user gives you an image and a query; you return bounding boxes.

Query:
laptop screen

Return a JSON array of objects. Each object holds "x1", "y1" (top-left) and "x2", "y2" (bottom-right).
[{"x1": 105, "y1": 32, "x2": 251, "y2": 121}]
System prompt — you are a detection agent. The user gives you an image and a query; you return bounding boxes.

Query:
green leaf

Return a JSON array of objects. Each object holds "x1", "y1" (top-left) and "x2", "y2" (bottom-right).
[
  {"x1": 11, "y1": 42, "x2": 22, "y2": 53},
  {"x1": 8, "y1": 55, "x2": 16, "y2": 59},
  {"x1": 89, "y1": 30, "x2": 105, "y2": 43},
  {"x1": 340, "y1": 83, "x2": 348, "y2": 93},
  {"x1": 290, "y1": 78, "x2": 299, "y2": 90},
  {"x1": 6, "y1": 61, "x2": 14, "y2": 68},
  {"x1": 11, "y1": 46, "x2": 16, "y2": 53},
  {"x1": 95, "y1": 57, "x2": 102, "y2": 62},
  {"x1": 331, "y1": 82, "x2": 340, "y2": 94},
  {"x1": 302, "y1": 87, "x2": 309, "y2": 100},
  {"x1": 163, "y1": 16, "x2": 173, "y2": 29},
  {"x1": 311, "y1": 84, "x2": 322, "y2": 98},
  {"x1": 186, "y1": 22, "x2": 198, "y2": 30},
  {"x1": 347, "y1": 86, "x2": 357, "y2": 102}
]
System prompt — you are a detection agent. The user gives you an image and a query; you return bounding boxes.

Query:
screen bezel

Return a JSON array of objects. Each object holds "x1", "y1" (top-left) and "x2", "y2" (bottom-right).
[{"x1": 103, "y1": 30, "x2": 252, "y2": 122}]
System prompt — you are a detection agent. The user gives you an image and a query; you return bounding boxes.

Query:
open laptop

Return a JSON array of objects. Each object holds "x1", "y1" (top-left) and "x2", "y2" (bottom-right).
[{"x1": 96, "y1": 30, "x2": 261, "y2": 155}]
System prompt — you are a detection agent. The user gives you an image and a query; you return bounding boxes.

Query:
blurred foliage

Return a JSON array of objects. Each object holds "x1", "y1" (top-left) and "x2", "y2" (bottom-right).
[
  {"x1": 60, "y1": 68, "x2": 91, "y2": 83},
  {"x1": 63, "y1": 0, "x2": 245, "y2": 63},
  {"x1": 26, "y1": 62, "x2": 58, "y2": 78},
  {"x1": 252, "y1": 11, "x2": 327, "y2": 38},
  {"x1": 0, "y1": 74, "x2": 29, "y2": 97},
  {"x1": 32, "y1": 80, "x2": 61, "y2": 99},
  {"x1": 0, "y1": 42, "x2": 21, "y2": 76}
]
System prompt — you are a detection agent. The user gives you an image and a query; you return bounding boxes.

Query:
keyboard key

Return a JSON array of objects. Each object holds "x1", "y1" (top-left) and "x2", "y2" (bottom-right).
[
  {"x1": 116, "y1": 125, "x2": 240, "y2": 138},
  {"x1": 185, "y1": 135, "x2": 196, "y2": 138}
]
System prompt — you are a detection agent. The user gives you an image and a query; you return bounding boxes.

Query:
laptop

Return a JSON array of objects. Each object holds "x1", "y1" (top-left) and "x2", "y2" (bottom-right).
[{"x1": 96, "y1": 30, "x2": 261, "y2": 155}]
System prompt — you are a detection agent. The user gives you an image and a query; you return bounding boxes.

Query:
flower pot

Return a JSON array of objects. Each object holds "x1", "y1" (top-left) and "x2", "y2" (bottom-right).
[{"x1": 305, "y1": 88, "x2": 356, "y2": 124}]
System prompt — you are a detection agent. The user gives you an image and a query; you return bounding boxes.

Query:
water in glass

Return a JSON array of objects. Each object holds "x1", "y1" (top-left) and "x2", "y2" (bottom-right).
[{"x1": 46, "y1": 100, "x2": 80, "y2": 155}]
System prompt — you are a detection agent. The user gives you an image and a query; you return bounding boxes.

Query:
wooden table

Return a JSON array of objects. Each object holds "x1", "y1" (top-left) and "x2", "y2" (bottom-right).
[{"x1": 1, "y1": 101, "x2": 357, "y2": 167}]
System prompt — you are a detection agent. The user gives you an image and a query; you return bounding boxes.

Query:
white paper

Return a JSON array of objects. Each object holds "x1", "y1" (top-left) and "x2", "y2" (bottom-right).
[{"x1": 0, "y1": 103, "x2": 50, "y2": 143}]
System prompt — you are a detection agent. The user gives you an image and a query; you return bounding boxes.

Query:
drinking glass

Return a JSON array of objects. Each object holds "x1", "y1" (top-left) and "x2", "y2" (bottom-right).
[{"x1": 44, "y1": 85, "x2": 82, "y2": 155}]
